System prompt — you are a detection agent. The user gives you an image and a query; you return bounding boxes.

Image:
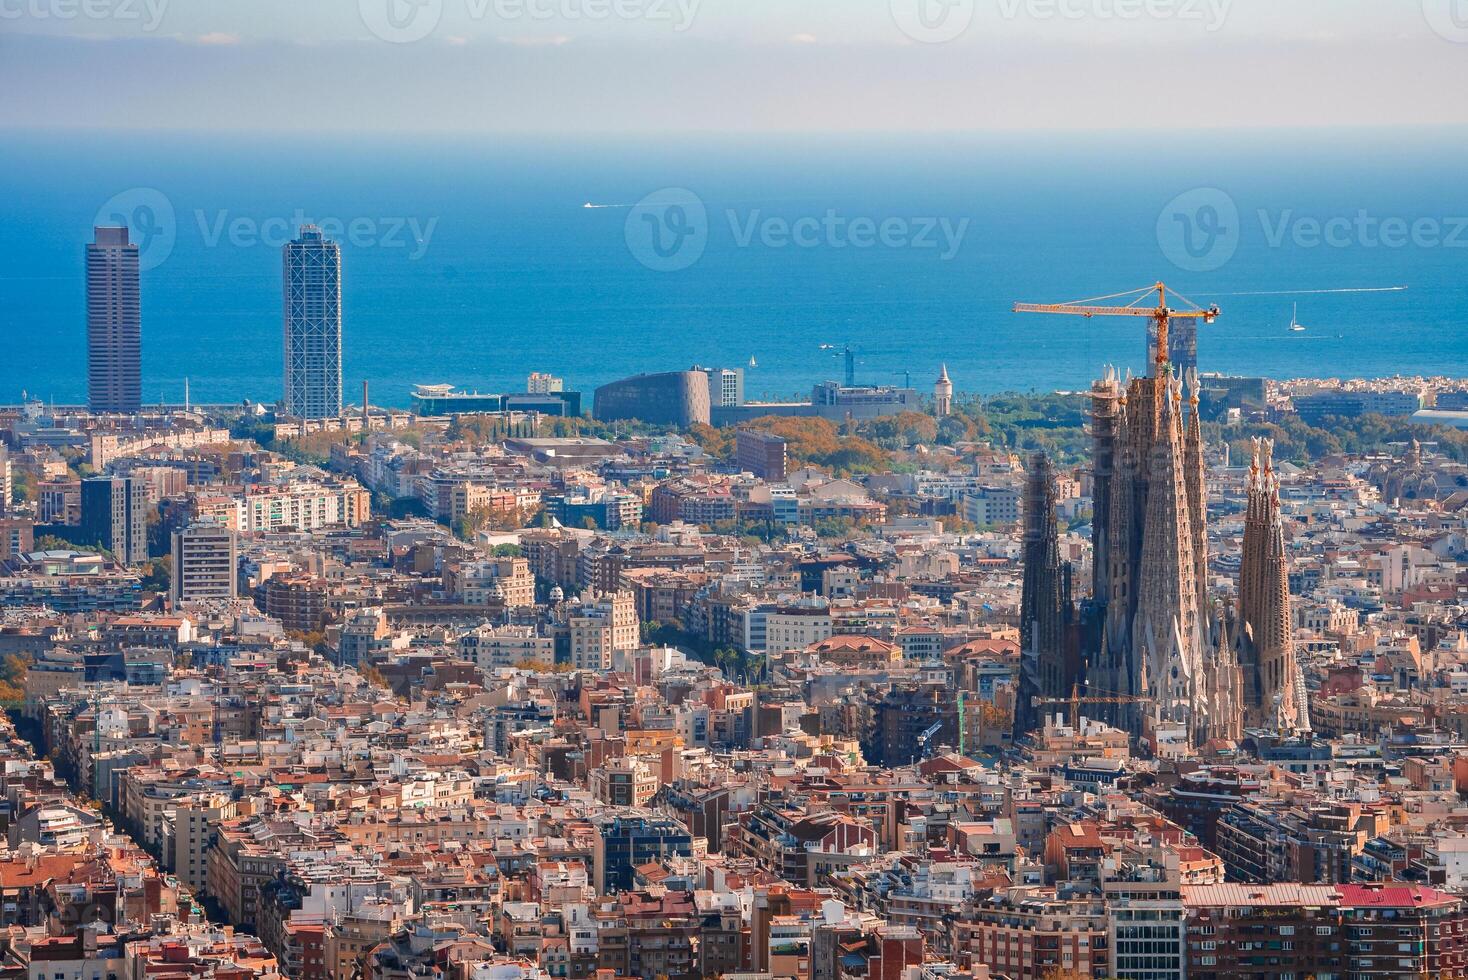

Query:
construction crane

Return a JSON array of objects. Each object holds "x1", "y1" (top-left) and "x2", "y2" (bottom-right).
[
  {"x1": 1031, "y1": 682, "x2": 1150, "y2": 730},
  {"x1": 1013, "y1": 281, "x2": 1219, "y2": 368},
  {"x1": 915, "y1": 721, "x2": 944, "y2": 760}
]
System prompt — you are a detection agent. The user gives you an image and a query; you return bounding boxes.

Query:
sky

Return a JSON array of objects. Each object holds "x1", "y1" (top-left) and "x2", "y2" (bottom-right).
[{"x1": 2, "y1": 0, "x2": 1466, "y2": 133}]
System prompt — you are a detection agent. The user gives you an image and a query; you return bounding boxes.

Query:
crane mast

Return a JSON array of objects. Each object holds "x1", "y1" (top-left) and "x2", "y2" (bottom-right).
[{"x1": 1013, "y1": 281, "x2": 1219, "y2": 369}]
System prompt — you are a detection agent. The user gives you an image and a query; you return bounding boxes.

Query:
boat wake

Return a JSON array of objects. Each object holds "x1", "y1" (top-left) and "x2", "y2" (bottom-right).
[{"x1": 1209, "y1": 286, "x2": 1408, "y2": 297}]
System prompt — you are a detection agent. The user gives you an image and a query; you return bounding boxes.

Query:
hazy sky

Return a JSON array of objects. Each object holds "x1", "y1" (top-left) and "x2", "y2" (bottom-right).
[{"x1": 3, "y1": 0, "x2": 1466, "y2": 132}]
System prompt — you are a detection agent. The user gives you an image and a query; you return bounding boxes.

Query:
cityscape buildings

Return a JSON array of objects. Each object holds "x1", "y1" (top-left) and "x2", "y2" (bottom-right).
[
  {"x1": 0, "y1": 34, "x2": 1463, "y2": 975},
  {"x1": 0, "y1": 333, "x2": 1465, "y2": 979}
]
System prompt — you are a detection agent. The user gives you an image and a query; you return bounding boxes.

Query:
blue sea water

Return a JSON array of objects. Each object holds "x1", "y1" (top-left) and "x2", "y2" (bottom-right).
[{"x1": 2, "y1": 128, "x2": 1466, "y2": 408}]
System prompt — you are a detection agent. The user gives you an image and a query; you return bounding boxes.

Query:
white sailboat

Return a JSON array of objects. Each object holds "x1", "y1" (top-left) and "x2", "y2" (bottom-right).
[{"x1": 1289, "y1": 303, "x2": 1306, "y2": 332}]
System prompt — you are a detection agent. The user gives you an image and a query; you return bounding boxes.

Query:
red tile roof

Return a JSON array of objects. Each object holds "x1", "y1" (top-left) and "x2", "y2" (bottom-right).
[{"x1": 1337, "y1": 883, "x2": 1460, "y2": 908}]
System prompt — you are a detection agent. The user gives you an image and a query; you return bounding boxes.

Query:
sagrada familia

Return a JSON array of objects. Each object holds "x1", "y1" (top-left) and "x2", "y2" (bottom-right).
[{"x1": 1016, "y1": 343, "x2": 1311, "y2": 751}]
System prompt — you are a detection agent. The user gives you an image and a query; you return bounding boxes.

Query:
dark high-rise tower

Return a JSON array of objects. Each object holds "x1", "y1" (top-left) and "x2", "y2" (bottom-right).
[
  {"x1": 80, "y1": 476, "x2": 148, "y2": 566},
  {"x1": 283, "y1": 226, "x2": 343, "y2": 419},
  {"x1": 86, "y1": 226, "x2": 142, "y2": 413}
]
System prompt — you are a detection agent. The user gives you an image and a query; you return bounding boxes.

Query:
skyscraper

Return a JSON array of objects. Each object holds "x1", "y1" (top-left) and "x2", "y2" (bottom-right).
[
  {"x1": 79, "y1": 476, "x2": 148, "y2": 566},
  {"x1": 283, "y1": 226, "x2": 342, "y2": 419},
  {"x1": 86, "y1": 226, "x2": 142, "y2": 414}
]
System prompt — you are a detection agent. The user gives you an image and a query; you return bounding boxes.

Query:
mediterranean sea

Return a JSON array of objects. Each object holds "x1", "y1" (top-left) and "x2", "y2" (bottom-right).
[{"x1": 3, "y1": 128, "x2": 1465, "y2": 408}]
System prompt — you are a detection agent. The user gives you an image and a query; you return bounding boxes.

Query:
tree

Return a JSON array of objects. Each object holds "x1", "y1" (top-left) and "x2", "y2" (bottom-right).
[
  {"x1": 0, "y1": 654, "x2": 28, "y2": 704},
  {"x1": 11, "y1": 468, "x2": 35, "y2": 506},
  {"x1": 360, "y1": 666, "x2": 391, "y2": 691},
  {"x1": 687, "y1": 423, "x2": 733, "y2": 459},
  {"x1": 713, "y1": 648, "x2": 735, "y2": 676},
  {"x1": 140, "y1": 556, "x2": 171, "y2": 593},
  {"x1": 287, "y1": 629, "x2": 327, "y2": 653}
]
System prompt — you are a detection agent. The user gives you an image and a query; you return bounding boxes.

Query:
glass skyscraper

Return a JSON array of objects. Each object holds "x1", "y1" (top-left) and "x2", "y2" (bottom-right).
[
  {"x1": 86, "y1": 226, "x2": 142, "y2": 413},
  {"x1": 282, "y1": 225, "x2": 342, "y2": 419}
]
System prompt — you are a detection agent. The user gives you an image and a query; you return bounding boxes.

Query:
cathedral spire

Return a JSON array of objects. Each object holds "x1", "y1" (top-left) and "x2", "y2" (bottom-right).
[
  {"x1": 1016, "y1": 452, "x2": 1075, "y2": 737},
  {"x1": 1237, "y1": 438, "x2": 1307, "y2": 732},
  {"x1": 1133, "y1": 376, "x2": 1203, "y2": 735}
]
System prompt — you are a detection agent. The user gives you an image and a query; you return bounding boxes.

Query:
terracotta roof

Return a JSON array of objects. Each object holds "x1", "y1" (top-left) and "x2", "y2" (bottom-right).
[
  {"x1": 806, "y1": 635, "x2": 900, "y2": 655},
  {"x1": 0, "y1": 854, "x2": 83, "y2": 889},
  {"x1": 1182, "y1": 883, "x2": 1342, "y2": 908},
  {"x1": 946, "y1": 638, "x2": 1020, "y2": 658}
]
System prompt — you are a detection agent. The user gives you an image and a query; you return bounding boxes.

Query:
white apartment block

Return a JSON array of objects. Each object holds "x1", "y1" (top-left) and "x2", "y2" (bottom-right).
[{"x1": 235, "y1": 481, "x2": 370, "y2": 532}]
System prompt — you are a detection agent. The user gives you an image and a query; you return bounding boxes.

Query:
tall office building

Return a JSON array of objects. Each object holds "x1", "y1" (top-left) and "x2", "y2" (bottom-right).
[
  {"x1": 86, "y1": 226, "x2": 142, "y2": 414},
  {"x1": 283, "y1": 226, "x2": 343, "y2": 419},
  {"x1": 79, "y1": 476, "x2": 148, "y2": 566},
  {"x1": 170, "y1": 520, "x2": 238, "y2": 605}
]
